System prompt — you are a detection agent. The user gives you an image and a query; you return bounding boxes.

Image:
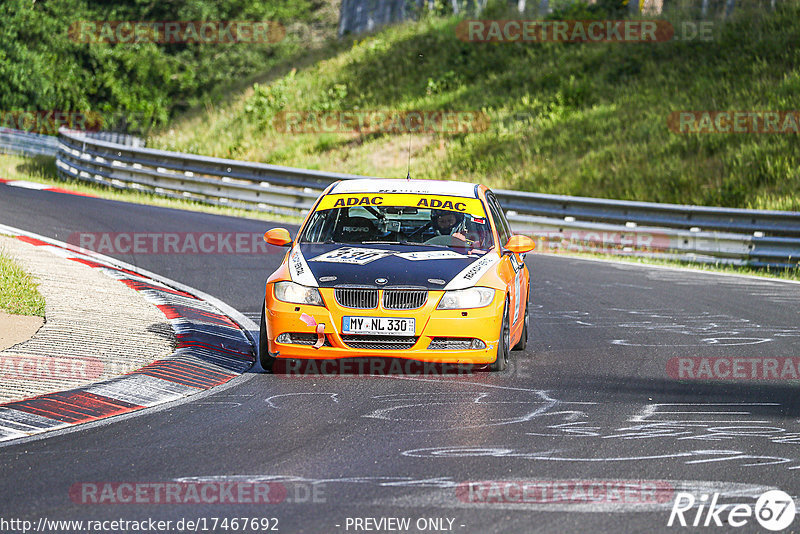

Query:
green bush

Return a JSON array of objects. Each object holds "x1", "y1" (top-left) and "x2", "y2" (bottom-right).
[{"x1": 0, "y1": 0, "x2": 322, "y2": 134}]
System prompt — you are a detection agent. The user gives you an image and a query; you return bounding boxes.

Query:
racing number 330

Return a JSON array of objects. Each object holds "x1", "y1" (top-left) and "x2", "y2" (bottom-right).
[{"x1": 311, "y1": 247, "x2": 393, "y2": 265}]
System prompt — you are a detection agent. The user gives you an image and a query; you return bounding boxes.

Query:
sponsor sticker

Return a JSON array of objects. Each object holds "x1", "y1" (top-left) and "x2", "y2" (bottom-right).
[
  {"x1": 316, "y1": 194, "x2": 485, "y2": 216},
  {"x1": 309, "y1": 247, "x2": 394, "y2": 265},
  {"x1": 288, "y1": 247, "x2": 317, "y2": 286},
  {"x1": 445, "y1": 254, "x2": 499, "y2": 290},
  {"x1": 395, "y1": 251, "x2": 466, "y2": 261}
]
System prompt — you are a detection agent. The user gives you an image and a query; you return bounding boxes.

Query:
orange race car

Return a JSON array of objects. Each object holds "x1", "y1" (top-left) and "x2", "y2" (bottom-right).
[{"x1": 259, "y1": 178, "x2": 534, "y2": 372}]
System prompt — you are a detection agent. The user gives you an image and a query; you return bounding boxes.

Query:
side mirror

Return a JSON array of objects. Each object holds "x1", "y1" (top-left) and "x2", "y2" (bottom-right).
[
  {"x1": 264, "y1": 228, "x2": 292, "y2": 247},
  {"x1": 504, "y1": 235, "x2": 535, "y2": 254}
]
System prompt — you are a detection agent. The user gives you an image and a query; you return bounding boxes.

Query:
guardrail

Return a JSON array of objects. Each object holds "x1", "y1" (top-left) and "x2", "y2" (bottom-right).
[
  {"x1": 1, "y1": 129, "x2": 144, "y2": 158},
  {"x1": 56, "y1": 128, "x2": 365, "y2": 215},
  {"x1": 55, "y1": 128, "x2": 799, "y2": 268},
  {"x1": 0, "y1": 128, "x2": 59, "y2": 157}
]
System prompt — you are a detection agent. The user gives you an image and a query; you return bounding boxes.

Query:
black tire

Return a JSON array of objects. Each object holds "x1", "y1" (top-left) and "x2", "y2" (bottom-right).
[
  {"x1": 489, "y1": 300, "x2": 510, "y2": 372},
  {"x1": 259, "y1": 301, "x2": 276, "y2": 372},
  {"x1": 512, "y1": 291, "x2": 529, "y2": 352}
]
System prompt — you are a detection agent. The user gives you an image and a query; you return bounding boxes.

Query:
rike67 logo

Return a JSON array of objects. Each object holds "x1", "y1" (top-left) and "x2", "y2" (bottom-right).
[{"x1": 668, "y1": 490, "x2": 796, "y2": 531}]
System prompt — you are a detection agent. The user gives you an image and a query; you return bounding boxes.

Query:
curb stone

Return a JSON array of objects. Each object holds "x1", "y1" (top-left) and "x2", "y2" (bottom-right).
[{"x1": 0, "y1": 228, "x2": 255, "y2": 443}]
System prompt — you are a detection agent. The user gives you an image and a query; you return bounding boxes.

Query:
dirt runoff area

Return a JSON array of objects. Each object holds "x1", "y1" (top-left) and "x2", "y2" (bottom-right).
[{"x1": 0, "y1": 310, "x2": 44, "y2": 351}]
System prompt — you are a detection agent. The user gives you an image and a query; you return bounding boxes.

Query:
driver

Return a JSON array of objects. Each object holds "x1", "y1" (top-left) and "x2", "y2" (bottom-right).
[
  {"x1": 431, "y1": 209, "x2": 463, "y2": 235},
  {"x1": 431, "y1": 209, "x2": 467, "y2": 240}
]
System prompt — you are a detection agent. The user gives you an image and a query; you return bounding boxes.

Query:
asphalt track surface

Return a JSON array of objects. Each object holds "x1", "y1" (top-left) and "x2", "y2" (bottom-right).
[{"x1": 1, "y1": 183, "x2": 799, "y2": 533}]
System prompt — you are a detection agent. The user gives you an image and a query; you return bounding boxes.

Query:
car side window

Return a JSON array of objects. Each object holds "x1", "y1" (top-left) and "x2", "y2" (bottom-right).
[
  {"x1": 487, "y1": 194, "x2": 511, "y2": 247},
  {"x1": 300, "y1": 211, "x2": 331, "y2": 242}
]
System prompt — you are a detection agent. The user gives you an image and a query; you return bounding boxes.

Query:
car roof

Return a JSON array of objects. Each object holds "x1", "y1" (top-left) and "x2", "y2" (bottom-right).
[{"x1": 328, "y1": 178, "x2": 481, "y2": 198}]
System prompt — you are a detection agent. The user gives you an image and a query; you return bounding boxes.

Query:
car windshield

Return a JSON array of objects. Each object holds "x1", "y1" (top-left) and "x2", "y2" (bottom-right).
[{"x1": 299, "y1": 205, "x2": 494, "y2": 250}]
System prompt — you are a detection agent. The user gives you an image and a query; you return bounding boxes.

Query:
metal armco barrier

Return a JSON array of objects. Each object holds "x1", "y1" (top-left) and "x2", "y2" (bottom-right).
[
  {"x1": 0, "y1": 129, "x2": 143, "y2": 158},
  {"x1": 55, "y1": 128, "x2": 799, "y2": 268},
  {"x1": 56, "y1": 128, "x2": 360, "y2": 216},
  {"x1": 509, "y1": 216, "x2": 799, "y2": 269},
  {"x1": 0, "y1": 128, "x2": 59, "y2": 157}
]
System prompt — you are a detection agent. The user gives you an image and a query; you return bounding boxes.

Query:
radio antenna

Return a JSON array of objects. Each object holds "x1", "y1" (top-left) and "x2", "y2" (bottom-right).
[
  {"x1": 407, "y1": 52, "x2": 425, "y2": 181},
  {"x1": 406, "y1": 133, "x2": 412, "y2": 180}
]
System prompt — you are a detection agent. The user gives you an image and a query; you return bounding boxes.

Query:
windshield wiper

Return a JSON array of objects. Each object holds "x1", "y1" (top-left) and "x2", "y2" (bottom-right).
[
  {"x1": 299, "y1": 239, "x2": 336, "y2": 244},
  {"x1": 362, "y1": 240, "x2": 428, "y2": 246}
]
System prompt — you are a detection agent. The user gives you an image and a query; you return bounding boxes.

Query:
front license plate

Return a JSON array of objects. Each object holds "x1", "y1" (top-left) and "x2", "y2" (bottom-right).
[{"x1": 342, "y1": 316, "x2": 415, "y2": 336}]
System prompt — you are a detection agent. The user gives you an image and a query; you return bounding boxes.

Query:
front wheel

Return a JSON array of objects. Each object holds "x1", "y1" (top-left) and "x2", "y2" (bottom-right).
[
  {"x1": 489, "y1": 300, "x2": 510, "y2": 372},
  {"x1": 259, "y1": 301, "x2": 276, "y2": 372}
]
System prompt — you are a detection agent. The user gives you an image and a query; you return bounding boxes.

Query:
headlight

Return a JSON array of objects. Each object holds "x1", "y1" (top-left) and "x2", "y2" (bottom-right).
[
  {"x1": 437, "y1": 287, "x2": 495, "y2": 309},
  {"x1": 274, "y1": 281, "x2": 324, "y2": 306}
]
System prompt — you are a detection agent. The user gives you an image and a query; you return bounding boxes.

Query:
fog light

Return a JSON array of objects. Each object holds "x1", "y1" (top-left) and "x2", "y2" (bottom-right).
[
  {"x1": 471, "y1": 339, "x2": 486, "y2": 349},
  {"x1": 276, "y1": 333, "x2": 291, "y2": 343}
]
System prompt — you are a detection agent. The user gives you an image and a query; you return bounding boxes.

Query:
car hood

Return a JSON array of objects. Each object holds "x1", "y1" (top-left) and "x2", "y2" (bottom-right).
[{"x1": 296, "y1": 243, "x2": 496, "y2": 290}]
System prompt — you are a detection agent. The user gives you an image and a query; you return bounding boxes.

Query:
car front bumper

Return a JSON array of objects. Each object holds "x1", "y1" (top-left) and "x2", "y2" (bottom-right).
[{"x1": 264, "y1": 287, "x2": 505, "y2": 364}]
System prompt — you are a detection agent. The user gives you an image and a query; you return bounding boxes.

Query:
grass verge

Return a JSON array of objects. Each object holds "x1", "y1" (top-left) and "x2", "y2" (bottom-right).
[{"x1": 0, "y1": 246, "x2": 46, "y2": 317}]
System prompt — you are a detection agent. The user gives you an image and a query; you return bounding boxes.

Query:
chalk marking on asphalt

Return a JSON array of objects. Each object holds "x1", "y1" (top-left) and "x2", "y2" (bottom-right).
[{"x1": 266, "y1": 392, "x2": 340, "y2": 409}]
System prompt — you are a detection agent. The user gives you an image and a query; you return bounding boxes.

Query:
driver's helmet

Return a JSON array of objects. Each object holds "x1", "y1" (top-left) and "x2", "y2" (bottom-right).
[{"x1": 430, "y1": 209, "x2": 464, "y2": 235}]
